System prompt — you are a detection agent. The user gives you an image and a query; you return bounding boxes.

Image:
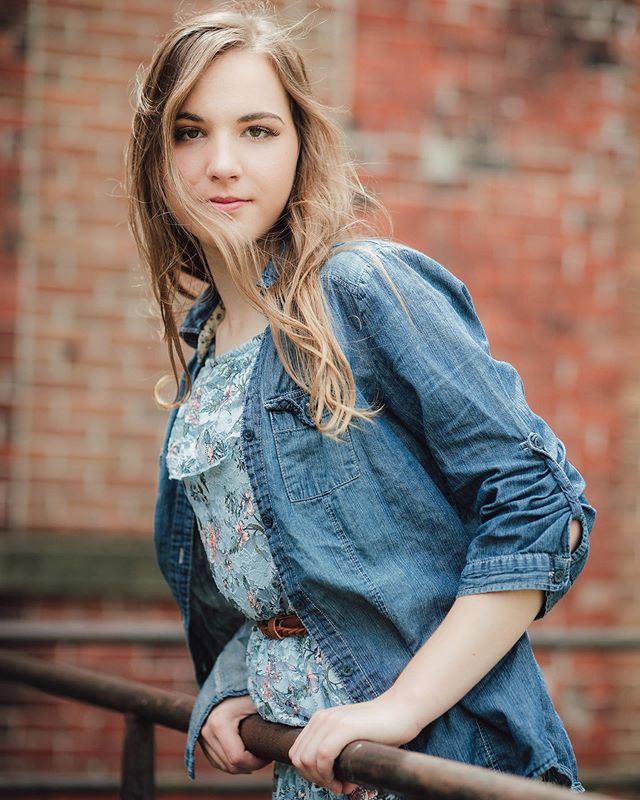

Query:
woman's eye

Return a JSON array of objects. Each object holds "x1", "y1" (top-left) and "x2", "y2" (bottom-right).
[
  {"x1": 244, "y1": 125, "x2": 278, "y2": 140},
  {"x1": 174, "y1": 127, "x2": 202, "y2": 142}
]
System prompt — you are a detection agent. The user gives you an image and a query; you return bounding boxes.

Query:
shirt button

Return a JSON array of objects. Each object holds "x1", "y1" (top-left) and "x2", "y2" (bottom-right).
[
  {"x1": 341, "y1": 666, "x2": 353, "y2": 677},
  {"x1": 262, "y1": 513, "x2": 273, "y2": 528},
  {"x1": 242, "y1": 429, "x2": 255, "y2": 441}
]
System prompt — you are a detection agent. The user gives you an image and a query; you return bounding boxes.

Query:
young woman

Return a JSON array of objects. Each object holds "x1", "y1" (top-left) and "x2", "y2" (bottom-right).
[{"x1": 126, "y1": 4, "x2": 595, "y2": 797}]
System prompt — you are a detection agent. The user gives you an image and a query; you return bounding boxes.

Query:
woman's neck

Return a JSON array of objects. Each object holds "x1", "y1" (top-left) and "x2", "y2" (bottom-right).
[{"x1": 204, "y1": 255, "x2": 269, "y2": 354}]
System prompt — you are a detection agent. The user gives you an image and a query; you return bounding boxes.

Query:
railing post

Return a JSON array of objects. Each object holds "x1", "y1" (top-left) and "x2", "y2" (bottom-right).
[{"x1": 121, "y1": 713, "x2": 155, "y2": 800}]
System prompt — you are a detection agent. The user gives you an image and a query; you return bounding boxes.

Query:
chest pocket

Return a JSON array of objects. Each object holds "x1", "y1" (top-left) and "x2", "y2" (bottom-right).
[{"x1": 264, "y1": 389, "x2": 360, "y2": 503}]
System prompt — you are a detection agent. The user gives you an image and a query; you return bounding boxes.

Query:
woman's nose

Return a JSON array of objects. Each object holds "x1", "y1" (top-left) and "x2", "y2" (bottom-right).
[{"x1": 204, "y1": 136, "x2": 242, "y2": 181}]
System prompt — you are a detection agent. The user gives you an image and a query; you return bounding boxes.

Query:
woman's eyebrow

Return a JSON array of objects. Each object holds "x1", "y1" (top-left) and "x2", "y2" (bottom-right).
[
  {"x1": 175, "y1": 111, "x2": 203, "y2": 122},
  {"x1": 175, "y1": 110, "x2": 285, "y2": 124},
  {"x1": 238, "y1": 111, "x2": 284, "y2": 124}
]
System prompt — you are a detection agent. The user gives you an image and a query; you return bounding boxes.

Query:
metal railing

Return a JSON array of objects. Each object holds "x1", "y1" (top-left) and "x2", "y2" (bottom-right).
[
  {"x1": 2, "y1": 620, "x2": 640, "y2": 649},
  {"x1": 0, "y1": 649, "x2": 620, "y2": 800}
]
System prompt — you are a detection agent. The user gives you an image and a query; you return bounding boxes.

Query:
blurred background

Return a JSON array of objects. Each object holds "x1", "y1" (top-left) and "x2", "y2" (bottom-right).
[{"x1": 0, "y1": 0, "x2": 639, "y2": 797}]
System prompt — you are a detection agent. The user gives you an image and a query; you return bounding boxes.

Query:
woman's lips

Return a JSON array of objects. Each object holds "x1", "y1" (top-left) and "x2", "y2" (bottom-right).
[{"x1": 209, "y1": 198, "x2": 250, "y2": 212}]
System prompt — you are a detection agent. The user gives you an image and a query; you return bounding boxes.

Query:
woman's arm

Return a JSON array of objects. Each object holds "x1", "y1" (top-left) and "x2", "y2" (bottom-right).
[
  {"x1": 389, "y1": 516, "x2": 581, "y2": 727},
  {"x1": 288, "y1": 524, "x2": 581, "y2": 795}
]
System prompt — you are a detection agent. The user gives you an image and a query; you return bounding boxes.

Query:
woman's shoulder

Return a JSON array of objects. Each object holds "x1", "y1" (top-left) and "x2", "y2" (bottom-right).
[{"x1": 321, "y1": 238, "x2": 467, "y2": 303}]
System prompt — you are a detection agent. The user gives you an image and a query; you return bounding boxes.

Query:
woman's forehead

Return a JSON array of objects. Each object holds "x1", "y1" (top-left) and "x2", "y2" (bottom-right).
[{"x1": 179, "y1": 49, "x2": 291, "y2": 118}]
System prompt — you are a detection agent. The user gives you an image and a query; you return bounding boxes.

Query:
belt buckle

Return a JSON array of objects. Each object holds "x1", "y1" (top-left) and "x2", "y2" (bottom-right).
[{"x1": 270, "y1": 614, "x2": 286, "y2": 639}]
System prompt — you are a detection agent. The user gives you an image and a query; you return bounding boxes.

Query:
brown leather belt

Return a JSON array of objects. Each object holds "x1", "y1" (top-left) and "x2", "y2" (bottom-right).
[{"x1": 256, "y1": 613, "x2": 307, "y2": 639}]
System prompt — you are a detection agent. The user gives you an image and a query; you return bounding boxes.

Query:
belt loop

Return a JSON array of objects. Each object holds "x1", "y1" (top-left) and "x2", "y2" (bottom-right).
[{"x1": 268, "y1": 617, "x2": 284, "y2": 639}]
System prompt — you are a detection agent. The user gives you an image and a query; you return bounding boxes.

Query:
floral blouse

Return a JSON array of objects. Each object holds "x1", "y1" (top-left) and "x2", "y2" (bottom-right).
[{"x1": 165, "y1": 309, "x2": 392, "y2": 800}]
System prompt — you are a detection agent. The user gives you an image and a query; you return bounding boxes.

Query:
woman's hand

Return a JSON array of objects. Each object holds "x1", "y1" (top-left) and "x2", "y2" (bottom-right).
[
  {"x1": 288, "y1": 691, "x2": 421, "y2": 795},
  {"x1": 199, "y1": 695, "x2": 272, "y2": 774}
]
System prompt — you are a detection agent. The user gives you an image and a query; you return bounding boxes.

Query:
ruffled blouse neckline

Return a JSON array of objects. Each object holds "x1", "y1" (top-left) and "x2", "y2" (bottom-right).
[{"x1": 166, "y1": 313, "x2": 266, "y2": 480}]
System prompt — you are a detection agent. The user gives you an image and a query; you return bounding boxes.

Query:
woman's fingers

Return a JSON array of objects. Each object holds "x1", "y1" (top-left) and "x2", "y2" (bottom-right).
[
  {"x1": 201, "y1": 727, "x2": 269, "y2": 773},
  {"x1": 290, "y1": 693, "x2": 419, "y2": 791},
  {"x1": 217, "y1": 722, "x2": 270, "y2": 772},
  {"x1": 199, "y1": 695, "x2": 271, "y2": 774},
  {"x1": 200, "y1": 736, "x2": 228, "y2": 771},
  {"x1": 290, "y1": 710, "x2": 349, "y2": 790}
]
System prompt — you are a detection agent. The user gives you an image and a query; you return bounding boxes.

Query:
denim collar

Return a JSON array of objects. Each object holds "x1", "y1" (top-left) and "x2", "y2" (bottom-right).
[{"x1": 179, "y1": 258, "x2": 277, "y2": 348}]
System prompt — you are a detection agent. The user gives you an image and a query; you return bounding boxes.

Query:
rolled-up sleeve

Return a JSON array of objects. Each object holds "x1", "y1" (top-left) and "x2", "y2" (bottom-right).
[
  {"x1": 455, "y1": 430, "x2": 592, "y2": 617},
  {"x1": 185, "y1": 619, "x2": 253, "y2": 779},
  {"x1": 354, "y1": 244, "x2": 595, "y2": 617}
]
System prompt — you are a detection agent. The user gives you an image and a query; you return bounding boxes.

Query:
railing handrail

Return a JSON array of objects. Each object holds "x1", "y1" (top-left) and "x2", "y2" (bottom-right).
[
  {"x1": 0, "y1": 648, "x2": 193, "y2": 730},
  {"x1": 0, "y1": 650, "x2": 618, "y2": 800},
  {"x1": 2, "y1": 621, "x2": 640, "y2": 648}
]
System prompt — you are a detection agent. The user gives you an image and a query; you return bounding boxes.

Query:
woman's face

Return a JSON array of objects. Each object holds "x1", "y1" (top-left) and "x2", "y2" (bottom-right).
[{"x1": 169, "y1": 48, "x2": 300, "y2": 249}]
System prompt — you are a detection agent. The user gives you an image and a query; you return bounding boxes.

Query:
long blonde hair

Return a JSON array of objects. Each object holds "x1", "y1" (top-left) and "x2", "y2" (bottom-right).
[{"x1": 126, "y1": 1, "x2": 398, "y2": 438}]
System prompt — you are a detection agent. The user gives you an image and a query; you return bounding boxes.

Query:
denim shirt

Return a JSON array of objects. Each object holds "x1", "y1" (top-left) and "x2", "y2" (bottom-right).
[{"x1": 153, "y1": 240, "x2": 595, "y2": 789}]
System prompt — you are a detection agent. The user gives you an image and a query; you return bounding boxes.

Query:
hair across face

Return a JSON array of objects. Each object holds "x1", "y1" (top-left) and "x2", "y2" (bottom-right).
[
  {"x1": 168, "y1": 48, "x2": 300, "y2": 255},
  {"x1": 154, "y1": 11, "x2": 318, "y2": 268}
]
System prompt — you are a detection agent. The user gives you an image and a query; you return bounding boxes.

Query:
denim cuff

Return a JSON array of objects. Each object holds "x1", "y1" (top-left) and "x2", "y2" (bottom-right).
[
  {"x1": 185, "y1": 687, "x2": 250, "y2": 779},
  {"x1": 184, "y1": 619, "x2": 253, "y2": 779},
  {"x1": 456, "y1": 526, "x2": 589, "y2": 617}
]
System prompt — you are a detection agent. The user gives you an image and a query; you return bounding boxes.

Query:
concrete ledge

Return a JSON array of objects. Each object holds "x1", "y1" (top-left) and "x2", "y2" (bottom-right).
[{"x1": 0, "y1": 530, "x2": 171, "y2": 600}]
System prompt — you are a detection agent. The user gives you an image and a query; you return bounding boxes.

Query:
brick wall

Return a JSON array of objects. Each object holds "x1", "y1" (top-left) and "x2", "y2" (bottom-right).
[
  {"x1": 616, "y1": 17, "x2": 640, "y2": 767},
  {"x1": 2, "y1": 0, "x2": 640, "y2": 794},
  {"x1": 0, "y1": 1, "x2": 26, "y2": 531},
  {"x1": 9, "y1": 0, "x2": 172, "y2": 534}
]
